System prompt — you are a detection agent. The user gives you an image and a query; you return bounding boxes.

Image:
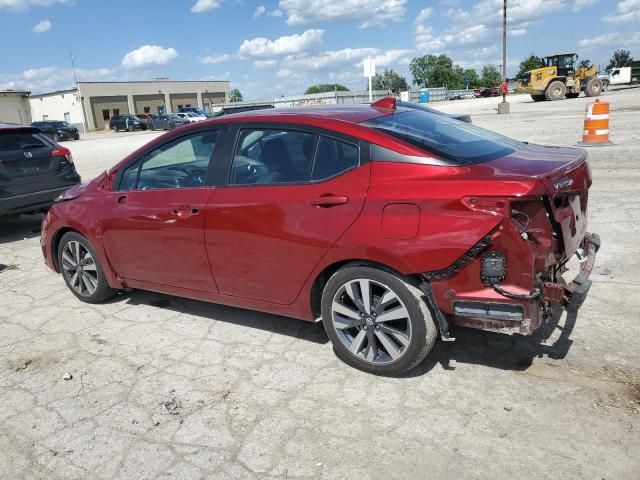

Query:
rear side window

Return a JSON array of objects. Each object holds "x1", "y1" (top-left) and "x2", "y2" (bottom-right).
[
  {"x1": 363, "y1": 110, "x2": 524, "y2": 165},
  {"x1": 230, "y1": 128, "x2": 318, "y2": 185},
  {"x1": 0, "y1": 132, "x2": 48, "y2": 151},
  {"x1": 312, "y1": 137, "x2": 359, "y2": 181}
]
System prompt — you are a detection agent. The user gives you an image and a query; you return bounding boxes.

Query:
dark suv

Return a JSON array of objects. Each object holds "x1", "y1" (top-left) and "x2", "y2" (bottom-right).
[
  {"x1": 0, "y1": 124, "x2": 81, "y2": 217},
  {"x1": 31, "y1": 121, "x2": 80, "y2": 141},
  {"x1": 109, "y1": 115, "x2": 145, "y2": 132}
]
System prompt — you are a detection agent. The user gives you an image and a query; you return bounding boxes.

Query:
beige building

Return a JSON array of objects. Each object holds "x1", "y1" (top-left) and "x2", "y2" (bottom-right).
[
  {"x1": 0, "y1": 90, "x2": 32, "y2": 125},
  {"x1": 78, "y1": 80, "x2": 229, "y2": 130}
]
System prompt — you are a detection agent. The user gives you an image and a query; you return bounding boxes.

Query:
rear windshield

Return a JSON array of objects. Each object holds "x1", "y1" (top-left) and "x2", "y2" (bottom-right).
[
  {"x1": 363, "y1": 110, "x2": 524, "y2": 165},
  {"x1": 0, "y1": 132, "x2": 48, "y2": 151}
]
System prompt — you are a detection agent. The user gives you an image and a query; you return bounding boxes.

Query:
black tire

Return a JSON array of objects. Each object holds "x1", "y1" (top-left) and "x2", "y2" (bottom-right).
[
  {"x1": 531, "y1": 94, "x2": 546, "y2": 102},
  {"x1": 584, "y1": 77, "x2": 603, "y2": 97},
  {"x1": 58, "y1": 232, "x2": 118, "y2": 304},
  {"x1": 111, "y1": 125, "x2": 118, "y2": 132},
  {"x1": 169, "y1": 122, "x2": 176, "y2": 129},
  {"x1": 545, "y1": 80, "x2": 566, "y2": 101},
  {"x1": 74, "y1": 134, "x2": 80, "y2": 140},
  {"x1": 127, "y1": 125, "x2": 134, "y2": 132},
  {"x1": 321, "y1": 264, "x2": 438, "y2": 376},
  {"x1": 149, "y1": 123, "x2": 155, "y2": 131}
]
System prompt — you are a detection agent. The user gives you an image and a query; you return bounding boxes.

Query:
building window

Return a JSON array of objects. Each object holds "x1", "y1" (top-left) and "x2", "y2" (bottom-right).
[
  {"x1": 64, "y1": 112, "x2": 71, "y2": 123},
  {"x1": 102, "y1": 109, "x2": 110, "y2": 120},
  {"x1": 113, "y1": 108, "x2": 120, "y2": 116},
  {"x1": 144, "y1": 106, "x2": 150, "y2": 113},
  {"x1": 43, "y1": 115, "x2": 48, "y2": 120}
]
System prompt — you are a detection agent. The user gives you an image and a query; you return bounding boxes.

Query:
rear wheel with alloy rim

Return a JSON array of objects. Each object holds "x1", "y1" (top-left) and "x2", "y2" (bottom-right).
[
  {"x1": 321, "y1": 264, "x2": 437, "y2": 375},
  {"x1": 58, "y1": 232, "x2": 117, "y2": 303}
]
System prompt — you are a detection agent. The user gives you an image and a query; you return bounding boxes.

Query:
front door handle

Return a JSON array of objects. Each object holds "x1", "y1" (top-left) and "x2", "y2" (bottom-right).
[
  {"x1": 117, "y1": 195, "x2": 127, "y2": 205},
  {"x1": 309, "y1": 195, "x2": 349, "y2": 207},
  {"x1": 170, "y1": 205, "x2": 200, "y2": 218}
]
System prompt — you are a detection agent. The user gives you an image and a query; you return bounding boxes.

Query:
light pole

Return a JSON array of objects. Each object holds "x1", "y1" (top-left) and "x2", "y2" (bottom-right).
[{"x1": 498, "y1": 0, "x2": 510, "y2": 114}]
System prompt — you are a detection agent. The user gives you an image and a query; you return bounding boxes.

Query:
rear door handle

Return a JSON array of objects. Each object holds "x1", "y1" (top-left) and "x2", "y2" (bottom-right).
[{"x1": 309, "y1": 195, "x2": 349, "y2": 207}]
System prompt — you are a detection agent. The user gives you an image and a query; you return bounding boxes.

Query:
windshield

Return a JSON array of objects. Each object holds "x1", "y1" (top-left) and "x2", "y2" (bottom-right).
[{"x1": 363, "y1": 110, "x2": 524, "y2": 165}]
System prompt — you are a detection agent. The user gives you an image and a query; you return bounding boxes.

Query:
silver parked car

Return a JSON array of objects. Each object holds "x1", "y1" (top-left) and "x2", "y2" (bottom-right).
[{"x1": 148, "y1": 114, "x2": 189, "y2": 130}]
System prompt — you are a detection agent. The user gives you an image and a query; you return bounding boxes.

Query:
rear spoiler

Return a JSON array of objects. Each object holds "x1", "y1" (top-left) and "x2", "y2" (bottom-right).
[{"x1": 395, "y1": 101, "x2": 472, "y2": 123}]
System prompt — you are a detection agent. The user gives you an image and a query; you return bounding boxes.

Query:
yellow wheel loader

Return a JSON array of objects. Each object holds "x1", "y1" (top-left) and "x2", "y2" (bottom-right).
[{"x1": 519, "y1": 53, "x2": 604, "y2": 101}]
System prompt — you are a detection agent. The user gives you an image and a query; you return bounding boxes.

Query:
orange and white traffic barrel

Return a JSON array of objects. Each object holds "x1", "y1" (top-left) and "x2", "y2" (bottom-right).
[{"x1": 578, "y1": 99, "x2": 613, "y2": 146}]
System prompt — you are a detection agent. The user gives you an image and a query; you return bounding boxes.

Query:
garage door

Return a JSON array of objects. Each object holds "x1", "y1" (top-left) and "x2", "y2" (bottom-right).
[
  {"x1": 90, "y1": 96, "x2": 129, "y2": 130},
  {"x1": 170, "y1": 93, "x2": 197, "y2": 112}
]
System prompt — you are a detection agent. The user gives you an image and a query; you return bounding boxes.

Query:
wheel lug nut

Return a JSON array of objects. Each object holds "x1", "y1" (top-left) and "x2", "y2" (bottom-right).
[
  {"x1": 375, "y1": 325, "x2": 380, "y2": 330},
  {"x1": 363, "y1": 325, "x2": 368, "y2": 330},
  {"x1": 360, "y1": 313, "x2": 365, "y2": 317}
]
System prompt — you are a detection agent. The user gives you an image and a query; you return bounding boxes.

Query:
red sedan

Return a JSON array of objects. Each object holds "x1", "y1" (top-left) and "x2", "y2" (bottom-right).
[{"x1": 41, "y1": 98, "x2": 599, "y2": 375}]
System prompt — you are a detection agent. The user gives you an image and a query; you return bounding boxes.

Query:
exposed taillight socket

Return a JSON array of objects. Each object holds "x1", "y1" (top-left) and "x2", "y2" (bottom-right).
[{"x1": 461, "y1": 196, "x2": 508, "y2": 216}]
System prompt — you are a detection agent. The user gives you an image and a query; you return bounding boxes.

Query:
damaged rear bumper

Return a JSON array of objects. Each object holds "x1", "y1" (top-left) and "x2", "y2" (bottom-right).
[
  {"x1": 423, "y1": 233, "x2": 601, "y2": 339},
  {"x1": 542, "y1": 232, "x2": 600, "y2": 312}
]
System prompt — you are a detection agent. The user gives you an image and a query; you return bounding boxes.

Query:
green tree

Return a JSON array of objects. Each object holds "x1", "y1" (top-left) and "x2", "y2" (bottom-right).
[
  {"x1": 229, "y1": 88, "x2": 243, "y2": 102},
  {"x1": 462, "y1": 68, "x2": 480, "y2": 89},
  {"x1": 515, "y1": 55, "x2": 545, "y2": 79},
  {"x1": 304, "y1": 84, "x2": 349, "y2": 94},
  {"x1": 578, "y1": 59, "x2": 592, "y2": 69},
  {"x1": 480, "y1": 65, "x2": 501, "y2": 87},
  {"x1": 409, "y1": 54, "x2": 460, "y2": 88},
  {"x1": 606, "y1": 49, "x2": 634, "y2": 69},
  {"x1": 370, "y1": 68, "x2": 409, "y2": 93}
]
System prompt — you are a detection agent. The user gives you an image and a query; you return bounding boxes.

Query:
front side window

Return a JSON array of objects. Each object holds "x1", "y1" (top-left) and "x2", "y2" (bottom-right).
[
  {"x1": 363, "y1": 110, "x2": 523, "y2": 165},
  {"x1": 119, "y1": 131, "x2": 218, "y2": 191},
  {"x1": 230, "y1": 128, "x2": 318, "y2": 185}
]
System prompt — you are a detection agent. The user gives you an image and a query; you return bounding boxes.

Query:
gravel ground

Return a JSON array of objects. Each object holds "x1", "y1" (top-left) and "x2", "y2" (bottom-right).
[{"x1": 1, "y1": 88, "x2": 639, "y2": 479}]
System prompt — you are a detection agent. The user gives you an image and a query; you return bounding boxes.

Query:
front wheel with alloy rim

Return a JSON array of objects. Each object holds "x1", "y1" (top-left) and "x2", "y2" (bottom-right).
[
  {"x1": 321, "y1": 265, "x2": 438, "y2": 375},
  {"x1": 58, "y1": 232, "x2": 117, "y2": 303}
]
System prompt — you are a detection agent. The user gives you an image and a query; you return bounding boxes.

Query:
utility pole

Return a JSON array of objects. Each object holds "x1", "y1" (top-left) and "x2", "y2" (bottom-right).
[
  {"x1": 498, "y1": 0, "x2": 510, "y2": 114},
  {"x1": 70, "y1": 53, "x2": 78, "y2": 85}
]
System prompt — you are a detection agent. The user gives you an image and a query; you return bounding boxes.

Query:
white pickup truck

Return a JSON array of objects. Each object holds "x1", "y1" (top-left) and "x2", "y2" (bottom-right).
[{"x1": 598, "y1": 64, "x2": 640, "y2": 87}]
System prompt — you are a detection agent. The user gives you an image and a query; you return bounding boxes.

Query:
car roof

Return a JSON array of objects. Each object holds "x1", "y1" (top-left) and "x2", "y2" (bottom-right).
[
  {"x1": 0, "y1": 123, "x2": 41, "y2": 133},
  {"x1": 210, "y1": 104, "x2": 407, "y2": 125}
]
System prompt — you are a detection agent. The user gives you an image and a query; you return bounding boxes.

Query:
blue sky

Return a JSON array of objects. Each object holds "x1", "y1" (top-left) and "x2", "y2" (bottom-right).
[{"x1": 0, "y1": 0, "x2": 638, "y2": 100}]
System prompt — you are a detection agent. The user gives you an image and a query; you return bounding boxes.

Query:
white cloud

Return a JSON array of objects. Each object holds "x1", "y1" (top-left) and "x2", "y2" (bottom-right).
[
  {"x1": 0, "y1": 65, "x2": 119, "y2": 93},
  {"x1": 191, "y1": 0, "x2": 220, "y2": 13},
  {"x1": 0, "y1": 0, "x2": 70, "y2": 10},
  {"x1": 277, "y1": 69, "x2": 293, "y2": 78},
  {"x1": 509, "y1": 28, "x2": 527, "y2": 37},
  {"x1": 238, "y1": 29, "x2": 324, "y2": 58},
  {"x1": 121, "y1": 45, "x2": 178, "y2": 69},
  {"x1": 283, "y1": 47, "x2": 411, "y2": 73},
  {"x1": 278, "y1": 0, "x2": 407, "y2": 28},
  {"x1": 253, "y1": 5, "x2": 265, "y2": 17},
  {"x1": 604, "y1": 0, "x2": 640, "y2": 22},
  {"x1": 269, "y1": 8, "x2": 283, "y2": 16},
  {"x1": 254, "y1": 59, "x2": 277, "y2": 68},
  {"x1": 578, "y1": 31, "x2": 640, "y2": 48},
  {"x1": 573, "y1": 0, "x2": 598, "y2": 11},
  {"x1": 199, "y1": 53, "x2": 231, "y2": 64},
  {"x1": 33, "y1": 19, "x2": 51, "y2": 32},
  {"x1": 415, "y1": 7, "x2": 432, "y2": 24}
]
